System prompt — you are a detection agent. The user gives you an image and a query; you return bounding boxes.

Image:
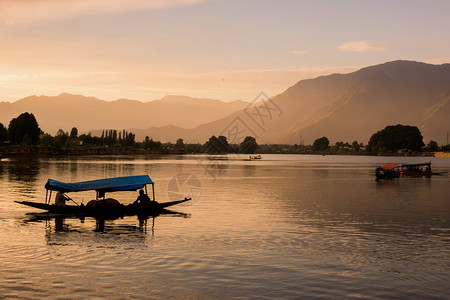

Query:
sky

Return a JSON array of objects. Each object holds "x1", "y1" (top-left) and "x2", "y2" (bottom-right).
[{"x1": 1, "y1": 0, "x2": 450, "y2": 102}]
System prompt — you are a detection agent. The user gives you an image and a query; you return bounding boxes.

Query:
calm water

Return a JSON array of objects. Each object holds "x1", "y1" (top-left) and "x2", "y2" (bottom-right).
[{"x1": 0, "y1": 154, "x2": 449, "y2": 299}]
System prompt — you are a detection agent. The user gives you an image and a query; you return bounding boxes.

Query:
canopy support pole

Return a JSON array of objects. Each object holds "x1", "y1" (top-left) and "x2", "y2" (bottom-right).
[
  {"x1": 152, "y1": 183, "x2": 155, "y2": 202},
  {"x1": 49, "y1": 190, "x2": 52, "y2": 205},
  {"x1": 45, "y1": 189, "x2": 48, "y2": 204}
]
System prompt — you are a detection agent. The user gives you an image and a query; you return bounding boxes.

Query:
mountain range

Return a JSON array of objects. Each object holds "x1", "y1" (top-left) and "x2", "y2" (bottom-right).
[
  {"x1": 123, "y1": 60, "x2": 450, "y2": 145},
  {"x1": 0, "y1": 94, "x2": 247, "y2": 135},
  {"x1": 1, "y1": 60, "x2": 449, "y2": 145}
]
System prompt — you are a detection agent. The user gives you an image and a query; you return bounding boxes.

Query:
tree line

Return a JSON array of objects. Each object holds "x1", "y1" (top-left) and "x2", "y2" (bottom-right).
[
  {"x1": 1, "y1": 113, "x2": 447, "y2": 155},
  {"x1": 310, "y1": 124, "x2": 447, "y2": 154},
  {"x1": 0, "y1": 112, "x2": 258, "y2": 154}
]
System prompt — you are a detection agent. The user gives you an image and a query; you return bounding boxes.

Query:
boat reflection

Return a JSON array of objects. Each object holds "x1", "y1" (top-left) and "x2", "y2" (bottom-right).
[{"x1": 22, "y1": 210, "x2": 190, "y2": 246}]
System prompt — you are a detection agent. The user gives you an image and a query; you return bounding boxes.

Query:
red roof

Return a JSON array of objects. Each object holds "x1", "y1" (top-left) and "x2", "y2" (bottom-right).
[{"x1": 380, "y1": 163, "x2": 398, "y2": 170}]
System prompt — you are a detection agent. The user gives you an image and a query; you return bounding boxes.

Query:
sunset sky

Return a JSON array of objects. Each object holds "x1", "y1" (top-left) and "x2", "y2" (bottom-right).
[{"x1": 1, "y1": 0, "x2": 449, "y2": 102}]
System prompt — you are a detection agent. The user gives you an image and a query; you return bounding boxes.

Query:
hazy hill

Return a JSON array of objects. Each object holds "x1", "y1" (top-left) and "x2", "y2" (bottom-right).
[
  {"x1": 132, "y1": 60, "x2": 450, "y2": 145},
  {"x1": 0, "y1": 94, "x2": 248, "y2": 135},
  {"x1": 2, "y1": 60, "x2": 449, "y2": 145}
]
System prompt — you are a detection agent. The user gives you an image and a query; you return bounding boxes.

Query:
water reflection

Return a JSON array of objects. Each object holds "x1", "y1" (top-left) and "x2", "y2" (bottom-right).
[
  {"x1": 93, "y1": 216, "x2": 154, "y2": 233},
  {"x1": 15, "y1": 201, "x2": 192, "y2": 248},
  {"x1": 28, "y1": 212, "x2": 190, "y2": 247},
  {"x1": 2, "y1": 155, "x2": 449, "y2": 299},
  {"x1": 4, "y1": 158, "x2": 42, "y2": 200},
  {"x1": 266, "y1": 166, "x2": 450, "y2": 241},
  {"x1": 0, "y1": 159, "x2": 4, "y2": 177},
  {"x1": 7, "y1": 158, "x2": 41, "y2": 183}
]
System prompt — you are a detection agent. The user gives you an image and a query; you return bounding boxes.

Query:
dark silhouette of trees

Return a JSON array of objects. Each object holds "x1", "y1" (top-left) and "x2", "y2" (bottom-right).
[
  {"x1": 0, "y1": 123, "x2": 8, "y2": 143},
  {"x1": 368, "y1": 124, "x2": 424, "y2": 154},
  {"x1": 54, "y1": 129, "x2": 68, "y2": 148},
  {"x1": 239, "y1": 136, "x2": 257, "y2": 153},
  {"x1": 70, "y1": 127, "x2": 78, "y2": 139},
  {"x1": 79, "y1": 133, "x2": 99, "y2": 145},
  {"x1": 39, "y1": 133, "x2": 54, "y2": 147},
  {"x1": 352, "y1": 141, "x2": 361, "y2": 152},
  {"x1": 312, "y1": 137, "x2": 329, "y2": 151},
  {"x1": 176, "y1": 138, "x2": 185, "y2": 149},
  {"x1": 204, "y1": 135, "x2": 232, "y2": 153},
  {"x1": 98, "y1": 129, "x2": 135, "y2": 146},
  {"x1": 123, "y1": 131, "x2": 135, "y2": 146},
  {"x1": 428, "y1": 140, "x2": 439, "y2": 152},
  {"x1": 0, "y1": 113, "x2": 434, "y2": 157},
  {"x1": 142, "y1": 136, "x2": 162, "y2": 151},
  {"x1": 8, "y1": 112, "x2": 42, "y2": 145}
]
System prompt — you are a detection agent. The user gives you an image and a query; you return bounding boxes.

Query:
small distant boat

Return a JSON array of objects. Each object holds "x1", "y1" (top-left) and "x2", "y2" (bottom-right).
[
  {"x1": 249, "y1": 155, "x2": 262, "y2": 160},
  {"x1": 375, "y1": 163, "x2": 400, "y2": 179},
  {"x1": 375, "y1": 162, "x2": 438, "y2": 179},
  {"x1": 15, "y1": 175, "x2": 191, "y2": 216}
]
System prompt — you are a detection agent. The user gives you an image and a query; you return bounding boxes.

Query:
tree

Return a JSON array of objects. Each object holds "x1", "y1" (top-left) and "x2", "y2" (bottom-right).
[
  {"x1": 176, "y1": 138, "x2": 185, "y2": 149},
  {"x1": 312, "y1": 137, "x2": 329, "y2": 151},
  {"x1": 428, "y1": 140, "x2": 439, "y2": 152},
  {"x1": 239, "y1": 136, "x2": 257, "y2": 153},
  {"x1": 39, "y1": 133, "x2": 54, "y2": 147},
  {"x1": 0, "y1": 122, "x2": 8, "y2": 143},
  {"x1": 204, "y1": 136, "x2": 218, "y2": 154},
  {"x1": 70, "y1": 127, "x2": 78, "y2": 139},
  {"x1": 124, "y1": 131, "x2": 135, "y2": 146},
  {"x1": 54, "y1": 129, "x2": 68, "y2": 149},
  {"x1": 368, "y1": 124, "x2": 424, "y2": 154},
  {"x1": 352, "y1": 140, "x2": 360, "y2": 152},
  {"x1": 204, "y1": 135, "x2": 232, "y2": 153},
  {"x1": 8, "y1": 112, "x2": 42, "y2": 145},
  {"x1": 218, "y1": 136, "x2": 230, "y2": 152}
]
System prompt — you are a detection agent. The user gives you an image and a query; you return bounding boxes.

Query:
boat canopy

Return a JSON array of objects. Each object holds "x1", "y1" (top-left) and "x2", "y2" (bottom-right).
[
  {"x1": 380, "y1": 163, "x2": 398, "y2": 170},
  {"x1": 45, "y1": 175, "x2": 154, "y2": 193}
]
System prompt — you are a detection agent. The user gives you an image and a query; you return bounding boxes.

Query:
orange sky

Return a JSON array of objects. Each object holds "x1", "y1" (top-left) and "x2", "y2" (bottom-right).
[{"x1": 1, "y1": 0, "x2": 450, "y2": 102}]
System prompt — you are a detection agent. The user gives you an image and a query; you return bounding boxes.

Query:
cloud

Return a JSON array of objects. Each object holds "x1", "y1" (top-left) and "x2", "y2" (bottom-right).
[
  {"x1": 290, "y1": 50, "x2": 308, "y2": 55},
  {"x1": 0, "y1": 0, "x2": 208, "y2": 24},
  {"x1": 337, "y1": 41, "x2": 386, "y2": 52}
]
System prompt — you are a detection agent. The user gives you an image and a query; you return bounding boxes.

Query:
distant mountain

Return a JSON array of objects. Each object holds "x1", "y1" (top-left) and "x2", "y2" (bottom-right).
[
  {"x1": 131, "y1": 60, "x2": 450, "y2": 145},
  {"x1": 0, "y1": 94, "x2": 248, "y2": 135},
  {"x1": 2, "y1": 60, "x2": 449, "y2": 145}
]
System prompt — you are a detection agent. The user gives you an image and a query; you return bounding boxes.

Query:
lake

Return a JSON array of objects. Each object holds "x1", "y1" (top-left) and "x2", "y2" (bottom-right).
[{"x1": 0, "y1": 154, "x2": 449, "y2": 299}]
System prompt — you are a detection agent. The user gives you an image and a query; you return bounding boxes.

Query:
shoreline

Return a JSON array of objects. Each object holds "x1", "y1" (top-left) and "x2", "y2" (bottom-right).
[{"x1": 0, "y1": 145, "x2": 443, "y2": 158}]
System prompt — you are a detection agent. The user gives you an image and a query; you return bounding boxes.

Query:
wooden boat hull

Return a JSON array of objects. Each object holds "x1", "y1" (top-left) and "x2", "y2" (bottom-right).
[
  {"x1": 375, "y1": 172, "x2": 400, "y2": 179},
  {"x1": 15, "y1": 198, "x2": 191, "y2": 217},
  {"x1": 400, "y1": 171, "x2": 435, "y2": 178}
]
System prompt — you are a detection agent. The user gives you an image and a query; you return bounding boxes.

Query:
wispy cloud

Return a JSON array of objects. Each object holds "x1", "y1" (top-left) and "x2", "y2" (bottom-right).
[
  {"x1": 0, "y1": 0, "x2": 208, "y2": 24},
  {"x1": 337, "y1": 41, "x2": 386, "y2": 52},
  {"x1": 290, "y1": 50, "x2": 308, "y2": 56}
]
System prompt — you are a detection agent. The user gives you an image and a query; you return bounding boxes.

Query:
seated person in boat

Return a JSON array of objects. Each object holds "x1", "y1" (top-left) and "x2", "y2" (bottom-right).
[
  {"x1": 55, "y1": 191, "x2": 69, "y2": 206},
  {"x1": 133, "y1": 189, "x2": 151, "y2": 205}
]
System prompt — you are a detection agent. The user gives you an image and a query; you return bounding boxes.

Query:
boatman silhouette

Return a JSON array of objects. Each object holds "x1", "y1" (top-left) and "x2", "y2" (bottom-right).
[
  {"x1": 133, "y1": 189, "x2": 151, "y2": 204},
  {"x1": 55, "y1": 191, "x2": 69, "y2": 206}
]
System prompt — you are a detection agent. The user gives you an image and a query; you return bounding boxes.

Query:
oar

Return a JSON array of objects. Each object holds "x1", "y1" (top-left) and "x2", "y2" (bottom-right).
[{"x1": 64, "y1": 194, "x2": 79, "y2": 206}]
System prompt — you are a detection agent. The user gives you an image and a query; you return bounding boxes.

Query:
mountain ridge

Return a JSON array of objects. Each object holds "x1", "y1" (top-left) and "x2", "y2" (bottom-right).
[
  {"x1": 127, "y1": 60, "x2": 450, "y2": 144},
  {"x1": 0, "y1": 93, "x2": 248, "y2": 135},
  {"x1": 1, "y1": 60, "x2": 449, "y2": 145}
]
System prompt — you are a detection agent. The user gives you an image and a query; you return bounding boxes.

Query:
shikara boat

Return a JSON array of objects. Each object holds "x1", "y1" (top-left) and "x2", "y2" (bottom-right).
[
  {"x1": 375, "y1": 163, "x2": 400, "y2": 179},
  {"x1": 375, "y1": 162, "x2": 438, "y2": 179},
  {"x1": 249, "y1": 155, "x2": 262, "y2": 160},
  {"x1": 15, "y1": 175, "x2": 191, "y2": 216}
]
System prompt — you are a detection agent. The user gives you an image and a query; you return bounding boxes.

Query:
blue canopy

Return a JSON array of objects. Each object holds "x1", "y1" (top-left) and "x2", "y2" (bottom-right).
[{"x1": 45, "y1": 175, "x2": 153, "y2": 193}]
